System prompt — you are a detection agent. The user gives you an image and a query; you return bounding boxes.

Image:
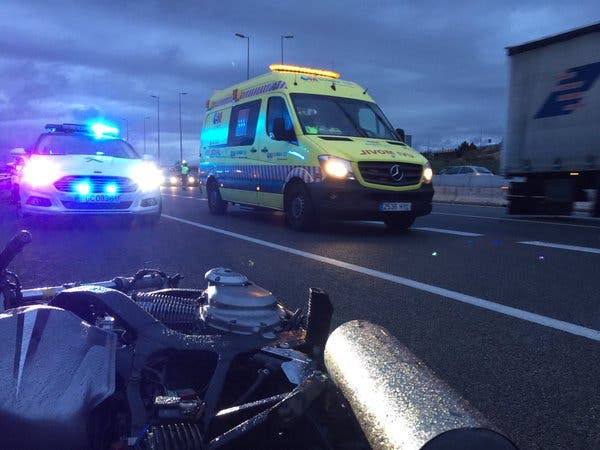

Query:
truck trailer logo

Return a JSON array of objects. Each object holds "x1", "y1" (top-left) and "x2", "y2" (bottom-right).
[{"x1": 535, "y1": 62, "x2": 600, "y2": 119}]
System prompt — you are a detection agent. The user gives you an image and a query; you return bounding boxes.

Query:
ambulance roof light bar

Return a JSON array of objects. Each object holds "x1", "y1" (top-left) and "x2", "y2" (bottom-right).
[{"x1": 269, "y1": 64, "x2": 341, "y2": 79}]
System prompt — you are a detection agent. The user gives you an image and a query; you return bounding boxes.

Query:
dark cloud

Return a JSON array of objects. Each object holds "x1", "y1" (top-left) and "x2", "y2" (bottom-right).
[{"x1": 0, "y1": 0, "x2": 598, "y2": 159}]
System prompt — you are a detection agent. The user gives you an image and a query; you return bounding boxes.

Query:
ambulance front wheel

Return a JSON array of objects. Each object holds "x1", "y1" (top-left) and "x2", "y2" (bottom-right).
[
  {"x1": 207, "y1": 181, "x2": 228, "y2": 215},
  {"x1": 383, "y1": 214, "x2": 415, "y2": 232},
  {"x1": 285, "y1": 182, "x2": 317, "y2": 231}
]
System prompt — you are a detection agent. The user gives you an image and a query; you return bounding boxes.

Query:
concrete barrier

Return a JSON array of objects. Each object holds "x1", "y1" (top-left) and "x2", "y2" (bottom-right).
[
  {"x1": 433, "y1": 185, "x2": 508, "y2": 206},
  {"x1": 432, "y1": 176, "x2": 593, "y2": 211}
]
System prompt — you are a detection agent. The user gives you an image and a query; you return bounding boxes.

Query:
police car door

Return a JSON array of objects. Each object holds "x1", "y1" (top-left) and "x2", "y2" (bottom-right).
[{"x1": 258, "y1": 96, "x2": 297, "y2": 209}]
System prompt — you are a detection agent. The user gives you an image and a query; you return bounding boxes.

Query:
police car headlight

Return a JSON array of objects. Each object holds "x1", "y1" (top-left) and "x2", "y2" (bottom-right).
[
  {"x1": 188, "y1": 176, "x2": 195, "y2": 184},
  {"x1": 131, "y1": 162, "x2": 162, "y2": 192},
  {"x1": 423, "y1": 162, "x2": 433, "y2": 183},
  {"x1": 169, "y1": 176, "x2": 179, "y2": 185},
  {"x1": 22, "y1": 158, "x2": 61, "y2": 187},
  {"x1": 319, "y1": 156, "x2": 353, "y2": 179}
]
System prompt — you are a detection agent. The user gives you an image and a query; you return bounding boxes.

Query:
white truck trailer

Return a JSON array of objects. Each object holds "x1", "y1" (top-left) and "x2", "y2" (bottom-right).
[{"x1": 503, "y1": 23, "x2": 600, "y2": 216}]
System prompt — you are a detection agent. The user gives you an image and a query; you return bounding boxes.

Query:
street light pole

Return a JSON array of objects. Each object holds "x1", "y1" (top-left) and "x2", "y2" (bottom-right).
[
  {"x1": 235, "y1": 33, "x2": 250, "y2": 80},
  {"x1": 150, "y1": 95, "x2": 160, "y2": 162},
  {"x1": 179, "y1": 92, "x2": 188, "y2": 163},
  {"x1": 143, "y1": 116, "x2": 149, "y2": 154},
  {"x1": 281, "y1": 35, "x2": 293, "y2": 64}
]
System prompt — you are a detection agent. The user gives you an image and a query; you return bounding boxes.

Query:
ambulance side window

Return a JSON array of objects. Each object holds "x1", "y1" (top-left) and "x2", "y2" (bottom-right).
[
  {"x1": 267, "y1": 97, "x2": 295, "y2": 141},
  {"x1": 228, "y1": 100, "x2": 261, "y2": 146}
]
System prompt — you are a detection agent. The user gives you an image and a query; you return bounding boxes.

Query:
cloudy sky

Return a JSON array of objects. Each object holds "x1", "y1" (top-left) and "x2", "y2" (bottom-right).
[{"x1": 0, "y1": 0, "x2": 598, "y2": 161}]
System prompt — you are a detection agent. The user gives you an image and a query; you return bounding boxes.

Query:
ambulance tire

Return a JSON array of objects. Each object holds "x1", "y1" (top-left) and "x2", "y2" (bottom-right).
[
  {"x1": 285, "y1": 182, "x2": 317, "y2": 231},
  {"x1": 383, "y1": 214, "x2": 414, "y2": 232},
  {"x1": 207, "y1": 181, "x2": 228, "y2": 215}
]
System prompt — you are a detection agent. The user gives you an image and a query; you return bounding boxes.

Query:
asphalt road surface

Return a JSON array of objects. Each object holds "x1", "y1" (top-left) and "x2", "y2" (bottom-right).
[{"x1": 1, "y1": 188, "x2": 600, "y2": 449}]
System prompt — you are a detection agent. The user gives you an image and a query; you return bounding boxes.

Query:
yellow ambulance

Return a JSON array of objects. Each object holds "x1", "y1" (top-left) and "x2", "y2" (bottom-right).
[{"x1": 199, "y1": 64, "x2": 433, "y2": 231}]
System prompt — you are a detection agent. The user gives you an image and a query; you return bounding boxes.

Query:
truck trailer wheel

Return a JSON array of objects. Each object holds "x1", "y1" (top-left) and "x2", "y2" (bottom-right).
[
  {"x1": 284, "y1": 182, "x2": 317, "y2": 231},
  {"x1": 207, "y1": 181, "x2": 228, "y2": 215}
]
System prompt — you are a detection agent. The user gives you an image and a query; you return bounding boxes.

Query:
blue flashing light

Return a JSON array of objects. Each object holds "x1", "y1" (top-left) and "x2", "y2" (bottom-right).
[
  {"x1": 75, "y1": 181, "x2": 91, "y2": 195},
  {"x1": 105, "y1": 183, "x2": 118, "y2": 195},
  {"x1": 90, "y1": 123, "x2": 120, "y2": 138}
]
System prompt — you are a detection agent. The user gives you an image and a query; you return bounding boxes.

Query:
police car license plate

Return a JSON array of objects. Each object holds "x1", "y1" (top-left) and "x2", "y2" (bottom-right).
[
  {"x1": 379, "y1": 202, "x2": 411, "y2": 212},
  {"x1": 79, "y1": 194, "x2": 121, "y2": 202}
]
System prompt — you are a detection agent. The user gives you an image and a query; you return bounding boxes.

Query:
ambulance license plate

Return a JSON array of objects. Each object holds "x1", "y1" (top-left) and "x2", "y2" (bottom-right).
[{"x1": 379, "y1": 202, "x2": 411, "y2": 212}]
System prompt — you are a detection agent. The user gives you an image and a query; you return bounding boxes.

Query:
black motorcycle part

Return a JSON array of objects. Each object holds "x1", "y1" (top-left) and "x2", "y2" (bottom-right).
[
  {"x1": 50, "y1": 286, "x2": 273, "y2": 442},
  {"x1": 0, "y1": 305, "x2": 116, "y2": 450},
  {"x1": 208, "y1": 372, "x2": 327, "y2": 450},
  {"x1": 0, "y1": 229, "x2": 31, "y2": 272},
  {"x1": 139, "y1": 422, "x2": 204, "y2": 450},
  {"x1": 305, "y1": 287, "x2": 333, "y2": 361},
  {"x1": 136, "y1": 291, "x2": 202, "y2": 334},
  {"x1": 422, "y1": 428, "x2": 518, "y2": 450}
]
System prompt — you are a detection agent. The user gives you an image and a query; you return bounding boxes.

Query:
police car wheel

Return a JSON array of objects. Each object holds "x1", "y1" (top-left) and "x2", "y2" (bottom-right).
[
  {"x1": 383, "y1": 214, "x2": 414, "y2": 232},
  {"x1": 285, "y1": 183, "x2": 316, "y2": 231},
  {"x1": 207, "y1": 182, "x2": 227, "y2": 215}
]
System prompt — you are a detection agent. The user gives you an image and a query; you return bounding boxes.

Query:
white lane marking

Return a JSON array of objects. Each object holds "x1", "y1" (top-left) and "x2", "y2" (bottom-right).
[
  {"x1": 163, "y1": 194, "x2": 206, "y2": 201},
  {"x1": 519, "y1": 241, "x2": 600, "y2": 255},
  {"x1": 432, "y1": 212, "x2": 600, "y2": 230},
  {"x1": 413, "y1": 227, "x2": 482, "y2": 237},
  {"x1": 163, "y1": 214, "x2": 600, "y2": 342},
  {"x1": 17, "y1": 310, "x2": 37, "y2": 396}
]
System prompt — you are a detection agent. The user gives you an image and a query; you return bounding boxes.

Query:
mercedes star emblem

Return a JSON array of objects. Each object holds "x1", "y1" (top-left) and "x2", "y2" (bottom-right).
[{"x1": 389, "y1": 164, "x2": 404, "y2": 182}]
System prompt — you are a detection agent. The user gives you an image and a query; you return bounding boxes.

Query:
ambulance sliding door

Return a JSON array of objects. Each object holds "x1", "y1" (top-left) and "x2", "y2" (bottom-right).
[
  {"x1": 222, "y1": 100, "x2": 261, "y2": 205},
  {"x1": 257, "y1": 95, "x2": 297, "y2": 209}
]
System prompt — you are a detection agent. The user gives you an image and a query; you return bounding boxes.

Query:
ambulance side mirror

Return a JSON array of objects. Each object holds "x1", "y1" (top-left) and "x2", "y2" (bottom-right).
[{"x1": 395, "y1": 128, "x2": 406, "y2": 142}]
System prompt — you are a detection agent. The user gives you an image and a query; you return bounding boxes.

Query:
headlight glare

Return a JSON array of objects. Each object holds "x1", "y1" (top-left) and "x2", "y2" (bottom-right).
[
  {"x1": 131, "y1": 162, "x2": 162, "y2": 192},
  {"x1": 319, "y1": 156, "x2": 353, "y2": 179},
  {"x1": 21, "y1": 158, "x2": 61, "y2": 187},
  {"x1": 423, "y1": 162, "x2": 433, "y2": 183}
]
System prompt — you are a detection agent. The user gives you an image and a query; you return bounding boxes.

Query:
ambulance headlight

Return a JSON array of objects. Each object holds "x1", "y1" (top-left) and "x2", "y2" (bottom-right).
[
  {"x1": 319, "y1": 156, "x2": 354, "y2": 179},
  {"x1": 423, "y1": 162, "x2": 433, "y2": 184},
  {"x1": 131, "y1": 162, "x2": 162, "y2": 192}
]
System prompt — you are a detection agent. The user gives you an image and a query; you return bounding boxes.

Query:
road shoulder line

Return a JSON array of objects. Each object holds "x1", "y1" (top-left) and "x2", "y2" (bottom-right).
[
  {"x1": 518, "y1": 241, "x2": 600, "y2": 255},
  {"x1": 413, "y1": 226, "x2": 483, "y2": 237}
]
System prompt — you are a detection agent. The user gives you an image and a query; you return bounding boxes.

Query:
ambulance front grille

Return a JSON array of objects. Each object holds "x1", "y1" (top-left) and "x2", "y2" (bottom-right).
[{"x1": 357, "y1": 162, "x2": 422, "y2": 187}]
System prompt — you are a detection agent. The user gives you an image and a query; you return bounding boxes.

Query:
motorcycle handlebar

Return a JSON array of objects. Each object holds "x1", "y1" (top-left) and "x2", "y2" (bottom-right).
[
  {"x1": 0, "y1": 230, "x2": 31, "y2": 273},
  {"x1": 20, "y1": 273, "x2": 168, "y2": 301}
]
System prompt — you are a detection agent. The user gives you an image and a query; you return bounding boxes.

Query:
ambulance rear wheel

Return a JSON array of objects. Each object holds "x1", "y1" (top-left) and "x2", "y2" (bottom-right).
[
  {"x1": 207, "y1": 181, "x2": 227, "y2": 215},
  {"x1": 285, "y1": 182, "x2": 316, "y2": 231},
  {"x1": 384, "y1": 214, "x2": 414, "y2": 232}
]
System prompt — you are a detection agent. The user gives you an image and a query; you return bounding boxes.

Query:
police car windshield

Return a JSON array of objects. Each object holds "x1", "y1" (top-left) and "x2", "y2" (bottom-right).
[
  {"x1": 34, "y1": 134, "x2": 139, "y2": 159},
  {"x1": 291, "y1": 94, "x2": 398, "y2": 140}
]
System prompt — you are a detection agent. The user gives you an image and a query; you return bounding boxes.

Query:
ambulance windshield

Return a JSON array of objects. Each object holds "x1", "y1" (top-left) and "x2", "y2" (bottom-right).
[{"x1": 291, "y1": 94, "x2": 398, "y2": 140}]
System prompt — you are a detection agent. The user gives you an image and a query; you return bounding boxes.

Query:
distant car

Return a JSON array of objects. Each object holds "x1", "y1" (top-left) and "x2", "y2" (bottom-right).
[
  {"x1": 438, "y1": 166, "x2": 495, "y2": 175},
  {"x1": 163, "y1": 165, "x2": 198, "y2": 187},
  {"x1": 15, "y1": 123, "x2": 163, "y2": 224}
]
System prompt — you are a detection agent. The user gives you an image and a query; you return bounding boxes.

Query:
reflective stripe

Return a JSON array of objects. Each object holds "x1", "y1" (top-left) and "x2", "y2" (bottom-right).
[{"x1": 202, "y1": 164, "x2": 322, "y2": 194}]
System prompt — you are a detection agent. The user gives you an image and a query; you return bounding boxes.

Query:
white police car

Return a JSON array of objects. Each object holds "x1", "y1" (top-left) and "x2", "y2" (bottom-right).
[{"x1": 17, "y1": 123, "x2": 163, "y2": 224}]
